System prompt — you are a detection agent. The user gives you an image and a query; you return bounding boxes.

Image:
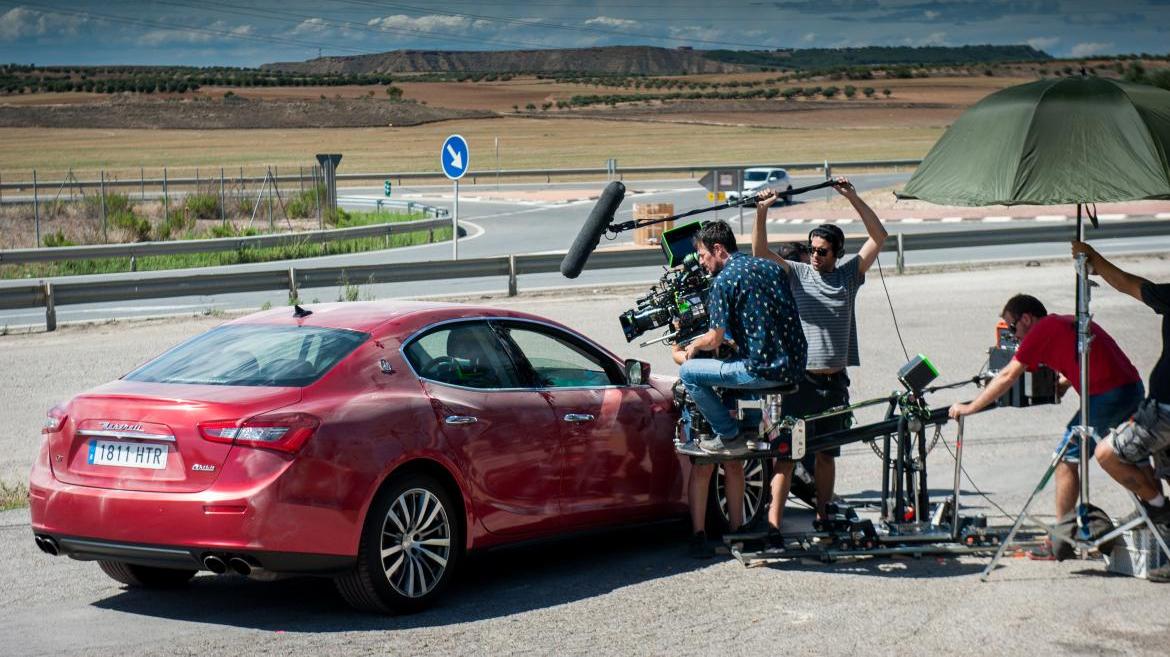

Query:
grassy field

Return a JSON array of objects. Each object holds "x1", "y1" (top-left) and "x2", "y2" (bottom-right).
[{"x1": 0, "y1": 118, "x2": 943, "y2": 182}]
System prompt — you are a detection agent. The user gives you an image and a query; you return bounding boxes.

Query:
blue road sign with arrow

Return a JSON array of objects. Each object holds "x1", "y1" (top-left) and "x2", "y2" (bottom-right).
[{"x1": 441, "y1": 134, "x2": 469, "y2": 180}]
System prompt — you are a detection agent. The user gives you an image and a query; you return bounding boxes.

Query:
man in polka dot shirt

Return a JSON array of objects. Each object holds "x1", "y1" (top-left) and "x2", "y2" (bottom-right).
[{"x1": 680, "y1": 221, "x2": 807, "y2": 457}]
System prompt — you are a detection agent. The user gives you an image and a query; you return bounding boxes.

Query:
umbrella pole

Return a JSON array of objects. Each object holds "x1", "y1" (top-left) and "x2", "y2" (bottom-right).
[{"x1": 1074, "y1": 204, "x2": 1094, "y2": 543}]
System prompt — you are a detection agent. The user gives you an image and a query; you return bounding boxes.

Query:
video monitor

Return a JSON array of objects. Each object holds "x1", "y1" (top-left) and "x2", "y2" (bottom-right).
[{"x1": 660, "y1": 221, "x2": 704, "y2": 268}]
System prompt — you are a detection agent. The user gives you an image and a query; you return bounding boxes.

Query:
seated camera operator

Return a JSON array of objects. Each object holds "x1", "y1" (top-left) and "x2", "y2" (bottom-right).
[
  {"x1": 1070, "y1": 242, "x2": 1170, "y2": 539},
  {"x1": 679, "y1": 220, "x2": 807, "y2": 458},
  {"x1": 672, "y1": 340, "x2": 743, "y2": 558},
  {"x1": 948, "y1": 293, "x2": 1145, "y2": 560}
]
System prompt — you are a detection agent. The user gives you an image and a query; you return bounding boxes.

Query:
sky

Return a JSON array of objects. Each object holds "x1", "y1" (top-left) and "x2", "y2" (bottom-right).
[{"x1": 0, "y1": 1, "x2": 1167, "y2": 68}]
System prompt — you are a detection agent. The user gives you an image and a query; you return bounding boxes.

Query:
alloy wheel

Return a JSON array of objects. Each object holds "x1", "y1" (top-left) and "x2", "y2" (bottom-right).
[{"x1": 379, "y1": 487, "x2": 452, "y2": 598}]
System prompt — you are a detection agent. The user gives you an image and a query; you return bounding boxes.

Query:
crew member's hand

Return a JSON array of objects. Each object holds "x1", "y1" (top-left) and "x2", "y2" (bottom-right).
[
  {"x1": 683, "y1": 343, "x2": 698, "y2": 361},
  {"x1": 948, "y1": 402, "x2": 973, "y2": 420},
  {"x1": 831, "y1": 177, "x2": 857, "y2": 198},
  {"x1": 1071, "y1": 240, "x2": 1099, "y2": 271},
  {"x1": 757, "y1": 188, "x2": 780, "y2": 209}
]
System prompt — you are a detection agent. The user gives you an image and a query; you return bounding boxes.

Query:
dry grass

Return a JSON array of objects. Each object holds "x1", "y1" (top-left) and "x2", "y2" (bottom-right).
[
  {"x1": 0, "y1": 480, "x2": 28, "y2": 510},
  {"x1": 0, "y1": 118, "x2": 943, "y2": 183}
]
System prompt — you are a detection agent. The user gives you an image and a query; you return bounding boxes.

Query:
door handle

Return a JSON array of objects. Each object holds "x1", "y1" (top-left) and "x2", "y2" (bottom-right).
[
  {"x1": 563, "y1": 413, "x2": 595, "y2": 423},
  {"x1": 444, "y1": 415, "x2": 478, "y2": 425}
]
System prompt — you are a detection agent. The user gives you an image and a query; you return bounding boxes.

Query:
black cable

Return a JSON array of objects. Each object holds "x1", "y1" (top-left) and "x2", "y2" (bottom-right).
[
  {"x1": 873, "y1": 252, "x2": 911, "y2": 362},
  {"x1": 937, "y1": 432, "x2": 1017, "y2": 522}
]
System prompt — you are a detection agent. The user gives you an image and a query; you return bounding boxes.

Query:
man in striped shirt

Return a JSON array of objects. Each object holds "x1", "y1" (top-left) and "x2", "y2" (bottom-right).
[{"x1": 753, "y1": 178, "x2": 888, "y2": 531}]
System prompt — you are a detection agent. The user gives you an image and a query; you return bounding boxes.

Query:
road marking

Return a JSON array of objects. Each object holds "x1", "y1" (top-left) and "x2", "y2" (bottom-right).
[
  {"x1": 1097, "y1": 213, "x2": 1127, "y2": 221},
  {"x1": 983, "y1": 216, "x2": 1012, "y2": 222},
  {"x1": 940, "y1": 217, "x2": 963, "y2": 223},
  {"x1": 900, "y1": 218, "x2": 922, "y2": 223},
  {"x1": 834, "y1": 218, "x2": 853, "y2": 224},
  {"x1": 768, "y1": 219, "x2": 787, "y2": 224},
  {"x1": 1157, "y1": 213, "x2": 1170, "y2": 219},
  {"x1": 1035, "y1": 215, "x2": 1067, "y2": 222}
]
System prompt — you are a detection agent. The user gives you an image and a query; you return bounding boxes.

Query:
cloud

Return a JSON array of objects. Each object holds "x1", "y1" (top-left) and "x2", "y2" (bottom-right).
[
  {"x1": 291, "y1": 18, "x2": 328, "y2": 36},
  {"x1": 923, "y1": 10, "x2": 940, "y2": 20},
  {"x1": 0, "y1": 7, "x2": 87, "y2": 41},
  {"x1": 137, "y1": 20, "x2": 253, "y2": 47},
  {"x1": 584, "y1": 16, "x2": 638, "y2": 29},
  {"x1": 801, "y1": 32, "x2": 817, "y2": 43},
  {"x1": 1026, "y1": 36, "x2": 1059, "y2": 52},
  {"x1": 1068, "y1": 41, "x2": 1113, "y2": 58},
  {"x1": 367, "y1": 14, "x2": 490, "y2": 33}
]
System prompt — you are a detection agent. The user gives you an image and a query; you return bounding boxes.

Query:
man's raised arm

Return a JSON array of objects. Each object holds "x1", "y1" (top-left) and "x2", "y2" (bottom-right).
[
  {"x1": 752, "y1": 190, "x2": 790, "y2": 273},
  {"x1": 838, "y1": 179, "x2": 887, "y2": 274}
]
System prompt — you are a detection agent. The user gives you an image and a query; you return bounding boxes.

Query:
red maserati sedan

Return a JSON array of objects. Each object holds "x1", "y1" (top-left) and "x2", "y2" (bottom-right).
[{"x1": 29, "y1": 301, "x2": 756, "y2": 613}]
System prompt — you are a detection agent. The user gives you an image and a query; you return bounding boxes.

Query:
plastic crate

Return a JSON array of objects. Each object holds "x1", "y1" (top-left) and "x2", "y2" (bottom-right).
[{"x1": 1105, "y1": 524, "x2": 1170, "y2": 579}]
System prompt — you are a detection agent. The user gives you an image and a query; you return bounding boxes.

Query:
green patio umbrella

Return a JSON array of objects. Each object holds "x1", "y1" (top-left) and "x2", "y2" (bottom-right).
[{"x1": 899, "y1": 76, "x2": 1170, "y2": 206}]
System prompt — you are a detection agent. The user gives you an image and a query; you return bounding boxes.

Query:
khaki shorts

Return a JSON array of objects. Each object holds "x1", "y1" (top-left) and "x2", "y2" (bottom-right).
[{"x1": 1109, "y1": 399, "x2": 1170, "y2": 469}]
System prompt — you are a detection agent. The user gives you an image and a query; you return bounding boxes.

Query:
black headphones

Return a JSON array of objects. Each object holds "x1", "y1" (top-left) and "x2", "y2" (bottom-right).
[{"x1": 808, "y1": 224, "x2": 845, "y2": 257}]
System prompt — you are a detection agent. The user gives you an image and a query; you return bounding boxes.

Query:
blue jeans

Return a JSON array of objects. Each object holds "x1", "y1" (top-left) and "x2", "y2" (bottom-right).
[
  {"x1": 679, "y1": 358, "x2": 790, "y2": 439},
  {"x1": 1058, "y1": 381, "x2": 1144, "y2": 462}
]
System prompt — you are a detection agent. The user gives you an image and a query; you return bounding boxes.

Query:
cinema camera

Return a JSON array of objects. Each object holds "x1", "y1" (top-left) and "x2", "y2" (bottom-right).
[{"x1": 619, "y1": 222, "x2": 713, "y2": 346}]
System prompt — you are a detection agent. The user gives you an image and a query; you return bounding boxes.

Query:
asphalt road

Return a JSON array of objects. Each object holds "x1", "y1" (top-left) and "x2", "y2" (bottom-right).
[
  {"x1": 6, "y1": 172, "x2": 1170, "y2": 328},
  {"x1": 2, "y1": 257, "x2": 1169, "y2": 655}
]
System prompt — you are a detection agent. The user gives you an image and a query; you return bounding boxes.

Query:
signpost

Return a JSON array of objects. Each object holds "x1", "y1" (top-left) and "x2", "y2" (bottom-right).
[
  {"x1": 441, "y1": 134, "x2": 469, "y2": 260},
  {"x1": 699, "y1": 169, "x2": 742, "y2": 224},
  {"x1": 383, "y1": 180, "x2": 392, "y2": 197}
]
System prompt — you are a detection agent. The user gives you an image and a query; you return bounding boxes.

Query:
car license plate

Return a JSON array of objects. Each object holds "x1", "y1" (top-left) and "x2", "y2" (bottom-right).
[{"x1": 87, "y1": 440, "x2": 168, "y2": 470}]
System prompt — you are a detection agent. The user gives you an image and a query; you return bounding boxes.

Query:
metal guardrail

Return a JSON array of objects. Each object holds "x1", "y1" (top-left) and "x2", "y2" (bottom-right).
[
  {"x1": 1, "y1": 218, "x2": 1166, "y2": 331},
  {"x1": 0, "y1": 159, "x2": 921, "y2": 193},
  {"x1": 0, "y1": 218, "x2": 449, "y2": 266},
  {"x1": 336, "y1": 196, "x2": 449, "y2": 217}
]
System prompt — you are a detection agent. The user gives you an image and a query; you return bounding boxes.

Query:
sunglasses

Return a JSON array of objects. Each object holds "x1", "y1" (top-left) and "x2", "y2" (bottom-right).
[{"x1": 809, "y1": 246, "x2": 833, "y2": 258}]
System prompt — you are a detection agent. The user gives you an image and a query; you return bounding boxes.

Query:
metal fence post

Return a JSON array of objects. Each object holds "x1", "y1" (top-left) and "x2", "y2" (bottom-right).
[
  {"x1": 43, "y1": 281, "x2": 56, "y2": 332},
  {"x1": 288, "y1": 266, "x2": 298, "y2": 303},
  {"x1": 163, "y1": 167, "x2": 169, "y2": 221},
  {"x1": 896, "y1": 233, "x2": 905, "y2": 274},
  {"x1": 219, "y1": 168, "x2": 226, "y2": 226},
  {"x1": 507, "y1": 255, "x2": 517, "y2": 297},
  {"x1": 140, "y1": 166, "x2": 145, "y2": 201},
  {"x1": 33, "y1": 169, "x2": 40, "y2": 247},
  {"x1": 100, "y1": 170, "x2": 108, "y2": 243}
]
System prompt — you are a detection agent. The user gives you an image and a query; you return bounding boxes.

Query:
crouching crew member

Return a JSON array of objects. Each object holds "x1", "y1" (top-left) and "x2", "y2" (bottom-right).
[{"x1": 1071, "y1": 242, "x2": 1170, "y2": 536}]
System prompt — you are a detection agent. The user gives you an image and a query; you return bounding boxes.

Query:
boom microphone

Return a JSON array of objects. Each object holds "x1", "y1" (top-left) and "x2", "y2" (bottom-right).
[{"x1": 560, "y1": 181, "x2": 626, "y2": 279}]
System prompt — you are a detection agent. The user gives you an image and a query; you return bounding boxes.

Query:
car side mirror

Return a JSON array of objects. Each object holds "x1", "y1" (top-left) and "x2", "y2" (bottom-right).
[{"x1": 624, "y1": 359, "x2": 651, "y2": 385}]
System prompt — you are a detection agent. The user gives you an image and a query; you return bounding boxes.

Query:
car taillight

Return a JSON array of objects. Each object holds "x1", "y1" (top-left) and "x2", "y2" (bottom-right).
[
  {"x1": 199, "y1": 412, "x2": 320, "y2": 454},
  {"x1": 42, "y1": 406, "x2": 67, "y2": 434}
]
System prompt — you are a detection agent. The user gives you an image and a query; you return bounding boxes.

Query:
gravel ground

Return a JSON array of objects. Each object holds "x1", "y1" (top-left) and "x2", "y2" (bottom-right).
[{"x1": 1, "y1": 256, "x2": 1168, "y2": 656}]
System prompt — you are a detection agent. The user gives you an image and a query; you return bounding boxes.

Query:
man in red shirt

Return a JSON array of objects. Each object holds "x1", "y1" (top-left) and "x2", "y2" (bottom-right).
[{"x1": 949, "y1": 294, "x2": 1145, "y2": 558}]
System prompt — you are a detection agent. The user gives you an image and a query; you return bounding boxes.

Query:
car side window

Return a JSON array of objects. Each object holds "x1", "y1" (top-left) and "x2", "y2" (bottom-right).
[
  {"x1": 496, "y1": 323, "x2": 622, "y2": 388},
  {"x1": 404, "y1": 322, "x2": 522, "y2": 389}
]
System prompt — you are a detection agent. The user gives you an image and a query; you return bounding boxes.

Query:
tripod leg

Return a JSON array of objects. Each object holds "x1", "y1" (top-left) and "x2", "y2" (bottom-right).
[{"x1": 980, "y1": 440, "x2": 1074, "y2": 582}]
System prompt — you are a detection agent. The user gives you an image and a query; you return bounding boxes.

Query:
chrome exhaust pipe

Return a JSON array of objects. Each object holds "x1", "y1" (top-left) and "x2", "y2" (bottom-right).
[
  {"x1": 35, "y1": 536, "x2": 60, "y2": 556},
  {"x1": 202, "y1": 554, "x2": 228, "y2": 574},
  {"x1": 227, "y1": 557, "x2": 253, "y2": 576}
]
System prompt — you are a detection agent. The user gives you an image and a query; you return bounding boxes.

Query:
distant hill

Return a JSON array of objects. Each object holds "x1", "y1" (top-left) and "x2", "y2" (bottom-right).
[
  {"x1": 263, "y1": 44, "x2": 1052, "y2": 77},
  {"x1": 262, "y1": 46, "x2": 743, "y2": 76},
  {"x1": 705, "y1": 45, "x2": 1052, "y2": 69}
]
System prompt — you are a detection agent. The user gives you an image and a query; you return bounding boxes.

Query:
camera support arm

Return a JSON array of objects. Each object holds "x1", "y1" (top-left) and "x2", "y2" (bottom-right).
[{"x1": 607, "y1": 180, "x2": 839, "y2": 234}]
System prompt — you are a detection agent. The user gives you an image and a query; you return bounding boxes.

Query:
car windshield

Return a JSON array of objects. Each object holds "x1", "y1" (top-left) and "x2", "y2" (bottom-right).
[
  {"x1": 744, "y1": 171, "x2": 770, "y2": 182},
  {"x1": 124, "y1": 324, "x2": 368, "y2": 387}
]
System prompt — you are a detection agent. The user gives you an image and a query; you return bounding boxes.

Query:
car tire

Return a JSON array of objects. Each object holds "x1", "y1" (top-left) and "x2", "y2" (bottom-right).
[
  {"x1": 97, "y1": 561, "x2": 196, "y2": 588},
  {"x1": 708, "y1": 457, "x2": 771, "y2": 534},
  {"x1": 335, "y1": 472, "x2": 463, "y2": 614}
]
